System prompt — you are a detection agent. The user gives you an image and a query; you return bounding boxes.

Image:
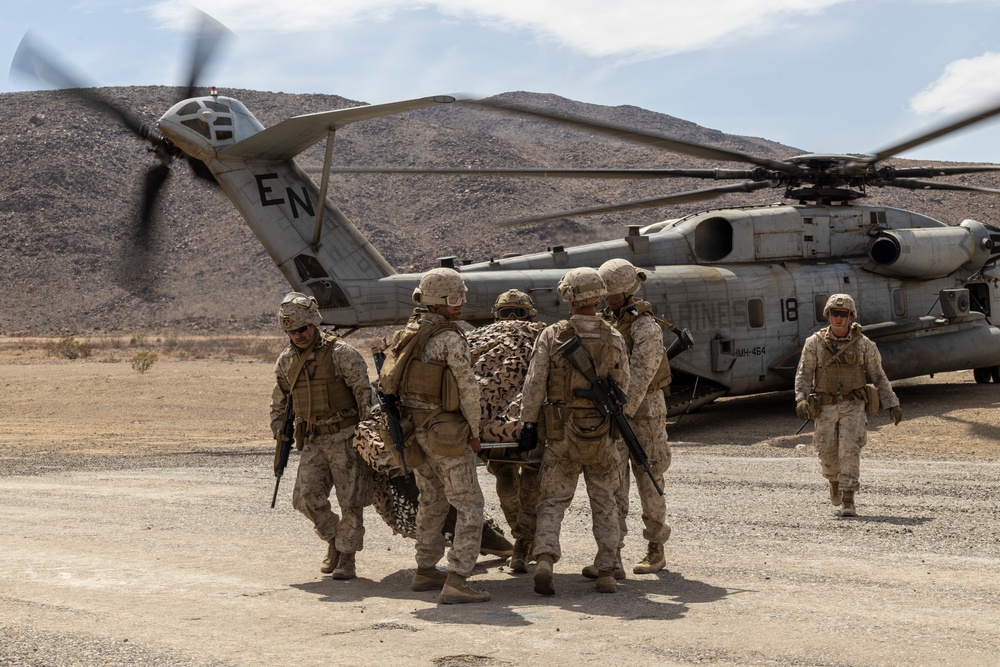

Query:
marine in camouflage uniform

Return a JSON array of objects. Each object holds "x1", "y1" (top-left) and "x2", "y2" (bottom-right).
[
  {"x1": 470, "y1": 289, "x2": 546, "y2": 573},
  {"x1": 391, "y1": 268, "x2": 490, "y2": 604},
  {"x1": 596, "y1": 259, "x2": 672, "y2": 577},
  {"x1": 270, "y1": 292, "x2": 372, "y2": 580},
  {"x1": 794, "y1": 293, "x2": 902, "y2": 517},
  {"x1": 518, "y1": 267, "x2": 630, "y2": 595}
]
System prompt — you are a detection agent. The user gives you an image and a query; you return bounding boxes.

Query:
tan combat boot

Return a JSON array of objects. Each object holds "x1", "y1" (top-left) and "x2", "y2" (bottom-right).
[
  {"x1": 633, "y1": 542, "x2": 666, "y2": 575},
  {"x1": 840, "y1": 490, "x2": 857, "y2": 517},
  {"x1": 582, "y1": 548, "x2": 626, "y2": 580},
  {"x1": 595, "y1": 569, "x2": 618, "y2": 593},
  {"x1": 509, "y1": 539, "x2": 531, "y2": 574},
  {"x1": 411, "y1": 566, "x2": 448, "y2": 592},
  {"x1": 480, "y1": 524, "x2": 514, "y2": 558},
  {"x1": 320, "y1": 542, "x2": 339, "y2": 575},
  {"x1": 331, "y1": 552, "x2": 356, "y2": 580},
  {"x1": 438, "y1": 572, "x2": 491, "y2": 604},
  {"x1": 534, "y1": 553, "x2": 556, "y2": 596},
  {"x1": 829, "y1": 480, "x2": 842, "y2": 506}
]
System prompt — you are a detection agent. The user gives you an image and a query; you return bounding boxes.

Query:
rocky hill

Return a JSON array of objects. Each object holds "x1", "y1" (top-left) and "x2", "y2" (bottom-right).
[{"x1": 2, "y1": 86, "x2": 998, "y2": 336}]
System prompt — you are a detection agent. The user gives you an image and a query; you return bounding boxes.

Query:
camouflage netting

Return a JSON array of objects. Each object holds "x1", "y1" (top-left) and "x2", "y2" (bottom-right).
[{"x1": 353, "y1": 319, "x2": 545, "y2": 537}]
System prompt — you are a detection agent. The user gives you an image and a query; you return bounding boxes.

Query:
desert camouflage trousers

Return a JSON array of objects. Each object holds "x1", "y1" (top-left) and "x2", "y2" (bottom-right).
[
  {"x1": 533, "y1": 436, "x2": 621, "y2": 570},
  {"x1": 486, "y1": 459, "x2": 540, "y2": 541},
  {"x1": 814, "y1": 397, "x2": 867, "y2": 492},
  {"x1": 615, "y1": 397, "x2": 672, "y2": 546},
  {"x1": 292, "y1": 430, "x2": 371, "y2": 553},
  {"x1": 412, "y1": 429, "x2": 485, "y2": 577}
]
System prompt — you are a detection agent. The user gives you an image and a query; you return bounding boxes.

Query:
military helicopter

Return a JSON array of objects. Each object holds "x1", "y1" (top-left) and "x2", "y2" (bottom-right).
[{"x1": 14, "y1": 12, "x2": 1000, "y2": 415}]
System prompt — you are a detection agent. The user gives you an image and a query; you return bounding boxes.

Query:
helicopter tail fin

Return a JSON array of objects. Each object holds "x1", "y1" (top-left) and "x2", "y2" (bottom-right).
[{"x1": 205, "y1": 96, "x2": 456, "y2": 310}]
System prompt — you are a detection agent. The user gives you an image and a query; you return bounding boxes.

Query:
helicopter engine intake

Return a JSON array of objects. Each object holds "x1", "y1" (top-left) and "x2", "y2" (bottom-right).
[{"x1": 866, "y1": 219, "x2": 1000, "y2": 279}]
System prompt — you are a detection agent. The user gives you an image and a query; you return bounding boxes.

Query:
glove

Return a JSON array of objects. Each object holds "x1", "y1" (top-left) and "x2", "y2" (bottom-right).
[
  {"x1": 516, "y1": 422, "x2": 538, "y2": 452},
  {"x1": 795, "y1": 399, "x2": 811, "y2": 421},
  {"x1": 890, "y1": 405, "x2": 903, "y2": 425}
]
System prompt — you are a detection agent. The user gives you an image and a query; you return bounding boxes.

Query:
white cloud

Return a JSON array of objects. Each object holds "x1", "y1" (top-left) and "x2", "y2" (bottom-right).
[
  {"x1": 155, "y1": 0, "x2": 850, "y2": 61},
  {"x1": 911, "y1": 52, "x2": 1000, "y2": 115}
]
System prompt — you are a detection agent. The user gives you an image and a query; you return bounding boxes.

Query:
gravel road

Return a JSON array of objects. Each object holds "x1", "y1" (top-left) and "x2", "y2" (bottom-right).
[{"x1": 1, "y1": 359, "x2": 999, "y2": 666}]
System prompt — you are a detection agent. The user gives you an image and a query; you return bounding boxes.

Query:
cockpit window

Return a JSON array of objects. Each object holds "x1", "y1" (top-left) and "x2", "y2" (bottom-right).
[
  {"x1": 177, "y1": 101, "x2": 201, "y2": 116},
  {"x1": 205, "y1": 101, "x2": 230, "y2": 113},
  {"x1": 181, "y1": 118, "x2": 211, "y2": 139}
]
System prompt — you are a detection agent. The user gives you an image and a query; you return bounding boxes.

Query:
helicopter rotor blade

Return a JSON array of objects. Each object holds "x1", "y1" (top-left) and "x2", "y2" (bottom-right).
[
  {"x1": 868, "y1": 97, "x2": 1000, "y2": 162},
  {"x1": 314, "y1": 166, "x2": 762, "y2": 180},
  {"x1": 888, "y1": 165, "x2": 1000, "y2": 178},
  {"x1": 467, "y1": 99, "x2": 803, "y2": 176},
  {"x1": 887, "y1": 178, "x2": 1000, "y2": 194},
  {"x1": 136, "y1": 163, "x2": 172, "y2": 248},
  {"x1": 494, "y1": 180, "x2": 773, "y2": 227},
  {"x1": 178, "y1": 10, "x2": 233, "y2": 102}
]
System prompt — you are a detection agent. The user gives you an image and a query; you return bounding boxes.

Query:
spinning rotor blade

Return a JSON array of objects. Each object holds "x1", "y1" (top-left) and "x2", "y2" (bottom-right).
[
  {"x1": 138, "y1": 163, "x2": 172, "y2": 244},
  {"x1": 178, "y1": 10, "x2": 233, "y2": 102},
  {"x1": 888, "y1": 178, "x2": 1000, "y2": 194},
  {"x1": 317, "y1": 166, "x2": 761, "y2": 180},
  {"x1": 889, "y1": 165, "x2": 1000, "y2": 177},
  {"x1": 11, "y1": 32, "x2": 152, "y2": 140},
  {"x1": 467, "y1": 99, "x2": 802, "y2": 176},
  {"x1": 868, "y1": 97, "x2": 1000, "y2": 162},
  {"x1": 494, "y1": 180, "x2": 773, "y2": 227}
]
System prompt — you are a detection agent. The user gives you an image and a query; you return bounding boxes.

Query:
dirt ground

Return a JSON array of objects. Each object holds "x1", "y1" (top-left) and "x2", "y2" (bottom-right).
[{"x1": 1, "y1": 344, "x2": 999, "y2": 666}]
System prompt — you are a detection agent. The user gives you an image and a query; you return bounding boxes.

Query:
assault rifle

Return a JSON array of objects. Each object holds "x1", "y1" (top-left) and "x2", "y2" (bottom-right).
[
  {"x1": 557, "y1": 335, "x2": 663, "y2": 496},
  {"x1": 372, "y1": 350, "x2": 410, "y2": 477},
  {"x1": 271, "y1": 397, "x2": 295, "y2": 508}
]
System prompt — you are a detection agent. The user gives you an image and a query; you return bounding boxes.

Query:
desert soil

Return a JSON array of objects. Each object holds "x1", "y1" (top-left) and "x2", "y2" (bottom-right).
[{"x1": 1, "y1": 345, "x2": 999, "y2": 666}]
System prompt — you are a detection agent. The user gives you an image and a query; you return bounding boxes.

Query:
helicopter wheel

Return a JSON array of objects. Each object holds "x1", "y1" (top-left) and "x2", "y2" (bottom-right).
[{"x1": 973, "y1": 367, "x2": 994, "y2": 384}]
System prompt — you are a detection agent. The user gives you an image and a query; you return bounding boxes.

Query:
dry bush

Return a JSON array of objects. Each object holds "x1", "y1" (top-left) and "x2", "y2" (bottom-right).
[
  {"x1": 47, "y1": 336, "x2": 92, "y2": 360},
  {"x1": 130, "y1": 351, "x2": 158, "y2": 374}
]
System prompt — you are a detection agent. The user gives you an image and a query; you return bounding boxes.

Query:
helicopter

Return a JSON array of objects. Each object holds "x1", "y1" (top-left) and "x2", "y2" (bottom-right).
[{"x1": 13, "y1": 11, "x2": 1000, "y2": 416}]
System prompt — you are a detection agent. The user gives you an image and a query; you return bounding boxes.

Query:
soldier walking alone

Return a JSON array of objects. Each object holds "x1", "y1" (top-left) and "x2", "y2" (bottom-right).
[{"x1": 794, "y1": 293, "x2": 902, "y2": 517}]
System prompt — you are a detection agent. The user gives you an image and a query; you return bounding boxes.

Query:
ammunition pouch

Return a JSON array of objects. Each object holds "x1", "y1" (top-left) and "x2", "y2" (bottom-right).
[{"x1": 542, "y1": 404, "x2": 563, "y2": 441}]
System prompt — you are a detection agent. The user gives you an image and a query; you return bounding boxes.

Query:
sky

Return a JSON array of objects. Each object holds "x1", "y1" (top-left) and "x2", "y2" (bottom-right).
[{"x1": 6, "y1": 0, "x2": 1000, "y2": 162}]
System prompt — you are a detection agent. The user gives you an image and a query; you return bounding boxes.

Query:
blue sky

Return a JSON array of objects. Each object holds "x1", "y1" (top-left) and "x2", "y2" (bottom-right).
[{"x1": 6, "y1": 1, "x2": 1000, "y2": 162}]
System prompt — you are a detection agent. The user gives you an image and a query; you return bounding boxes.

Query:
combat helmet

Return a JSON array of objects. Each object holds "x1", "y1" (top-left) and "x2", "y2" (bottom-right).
[
  {"x1": 556, "y1": 267, "x2": 607, "y2": 308},
  {"x1": 493, "y1": 289, "x2": 537, "y2": 320},
  {"x1": 598, "y1": 258, "x2": 646, "y2": 300},
  {"x1": 279, "y1": 292, "x2": 322, "y2": 331},
  {"x1": 823, "y1": 293, "x2": 857, "y2": 318},
  {"x1": 412, "y1": 267, "x2": 467, "y2": 307}
]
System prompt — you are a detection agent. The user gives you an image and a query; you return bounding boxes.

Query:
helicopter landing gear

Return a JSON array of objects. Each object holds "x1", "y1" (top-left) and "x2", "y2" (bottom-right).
[{"x1": 973, "y1": 366, "x2": 1000, "y2": 383}]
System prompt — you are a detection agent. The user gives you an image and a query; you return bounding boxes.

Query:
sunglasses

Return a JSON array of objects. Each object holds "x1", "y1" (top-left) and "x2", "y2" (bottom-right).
[
  {"x1": 497, "y1": 307, "x2": 528, "y2": 319},
  {"x1": 288, "y1": 324, "x2": 311, "y2": 335},
  {"x1": 829, "y1": 309, "x2": 852, "y2": 318}
]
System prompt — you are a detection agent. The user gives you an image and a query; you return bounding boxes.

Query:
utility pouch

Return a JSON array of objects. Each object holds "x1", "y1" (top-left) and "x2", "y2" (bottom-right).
[
  {"x1": 425, "y1": 411, "x2": 471, "y2": 457},
  {"x1": 864, "y1": 384, "x2": 881, "y2": 416},
  {"x1": 565, "y1": 409, "x2": 612, "y2": 465},
  {"x1": 542, "y1": 404, "x2": 564, "y2": 441}
]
